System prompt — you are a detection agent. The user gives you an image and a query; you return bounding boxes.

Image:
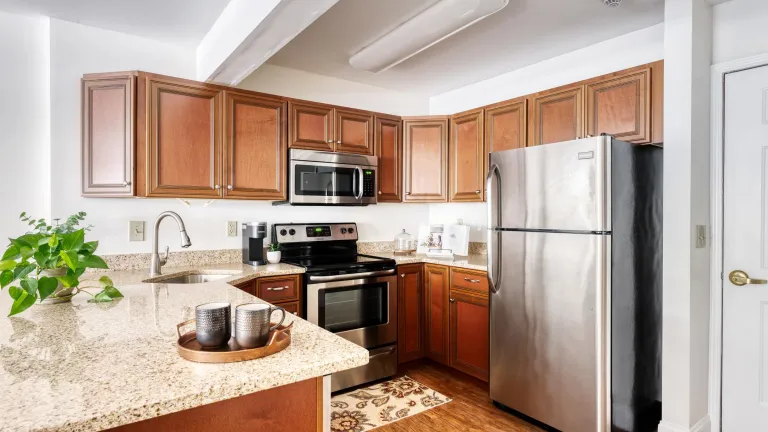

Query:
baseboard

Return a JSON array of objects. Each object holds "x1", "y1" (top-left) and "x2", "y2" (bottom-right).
[{"x1": 659, "y1": 415, "x2": 711, "y2": 432}]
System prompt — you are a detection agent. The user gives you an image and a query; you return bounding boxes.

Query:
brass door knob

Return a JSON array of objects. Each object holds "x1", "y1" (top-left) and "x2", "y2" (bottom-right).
[{"x1": 729, "y1": 270, "x2": 768, "y2": 286}]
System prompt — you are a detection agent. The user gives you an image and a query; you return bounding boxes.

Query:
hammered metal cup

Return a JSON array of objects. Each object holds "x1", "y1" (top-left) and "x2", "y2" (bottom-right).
[
  {"x1": 235, "y1": 304, "x2": 286, "y2": 349},
  {"x1": 195, "y1": 302, "x2": 231, "y2": 348}
]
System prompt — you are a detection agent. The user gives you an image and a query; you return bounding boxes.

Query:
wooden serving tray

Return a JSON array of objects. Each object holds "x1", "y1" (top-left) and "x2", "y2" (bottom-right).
[{"x1": 176, "y1": 319, "x2": 294, "y2": 363}]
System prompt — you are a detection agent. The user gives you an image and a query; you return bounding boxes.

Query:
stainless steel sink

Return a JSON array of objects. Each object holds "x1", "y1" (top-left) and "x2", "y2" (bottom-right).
[{"x1": 151, "y1": 273, "x2": 232, "y2": 284}]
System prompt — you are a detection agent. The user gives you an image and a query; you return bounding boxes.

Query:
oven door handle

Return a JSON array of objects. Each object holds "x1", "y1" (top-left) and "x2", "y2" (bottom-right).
[
  {"x1": 354, "y1": 166, "x2": 364, "y2": 199},
  {"x1": 309, "y1": 269, "x2": 395, "y2": 282}
]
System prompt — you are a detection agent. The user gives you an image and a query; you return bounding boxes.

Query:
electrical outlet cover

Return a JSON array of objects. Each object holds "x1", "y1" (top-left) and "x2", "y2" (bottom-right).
[
  {"x1": 129, "y1": 221, "x2": 145, "y2": 242},
  {"x1": 227, "y1": 221, "x2": 238, "y2": 237}
]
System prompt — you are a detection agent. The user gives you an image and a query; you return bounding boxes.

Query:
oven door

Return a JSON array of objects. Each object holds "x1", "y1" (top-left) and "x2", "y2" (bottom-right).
[{"x1": 306, "y1": 272, "x2": 397, "y2": 349}]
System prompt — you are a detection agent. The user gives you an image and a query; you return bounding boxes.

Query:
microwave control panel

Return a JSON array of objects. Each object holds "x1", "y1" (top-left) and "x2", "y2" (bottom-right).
[{"x1": 363, "y1": 169, "x2": 375, "y2": 197}]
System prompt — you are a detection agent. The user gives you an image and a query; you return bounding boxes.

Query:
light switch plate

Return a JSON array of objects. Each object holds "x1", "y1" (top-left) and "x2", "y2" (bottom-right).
[
  {"x1": 696, "y1": 225, "x2": 707, "y2": 248},
  {"x1": 227, "y1": 221, "x2": 238, "y2": 237},
  {"x1": 129, "y1": 221, "x2": 145, "y2": 242}
]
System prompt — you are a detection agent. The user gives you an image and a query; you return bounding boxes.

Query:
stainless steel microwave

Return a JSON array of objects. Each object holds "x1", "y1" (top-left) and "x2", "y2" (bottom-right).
[{"x1": 286, "y1": 149, "x2": 377, "y2": 206}]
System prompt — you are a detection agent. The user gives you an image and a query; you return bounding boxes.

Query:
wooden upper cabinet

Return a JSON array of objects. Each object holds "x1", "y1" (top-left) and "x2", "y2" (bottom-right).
[
  {"x1": 449, "y1": 288, "x2": 489, "y2": 381},
  {"x1": 485, "y1": 98, "x2": 527, "y2": 153},
  {"x1": 375, "y1": 115, "x2": 402, "y2": 202},
  {"x1": 335, "y1": 108, "x2": 374, "y2": 155},
  {"x1": 288, "y1": 101, "x2": 334, "y2": 151},
  {"x1": 425, "y1": 264, "x2": 450, "y2": 365},
  {"x1": 403, "y1": 117, "x2": 449, "y2": 203},
  {"x1": 82, "y1": 74, "x2": 135, "y2": 197},
  {"x1": 144, "y1": 77, "x2": 222, "y2": 198},
  {"x1": 586, "y1": 67, "x2": 651, "y2": 144},
  {"x1": 449, "y1": 109, "x2": 485, "y2": 202},
  {"x1": 398, "y1": 264, "x2": 425, "y2": 364},
  {"x1": 223, "y1": 92, "x2": 287, "y2": 200},
  {"x1": 529, "y1": 85, "x2": 584, "y2": 146}
]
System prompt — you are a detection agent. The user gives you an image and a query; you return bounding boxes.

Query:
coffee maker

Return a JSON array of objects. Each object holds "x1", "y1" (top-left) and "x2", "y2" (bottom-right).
[{"x1": 242, "y1": 222, "x2": 267, "y2": 265}]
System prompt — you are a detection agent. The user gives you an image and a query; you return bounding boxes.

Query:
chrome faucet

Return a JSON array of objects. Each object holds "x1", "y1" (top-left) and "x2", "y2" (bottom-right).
[{"x1": 149, "y1": 211, "x2": 192, "y2": 277}]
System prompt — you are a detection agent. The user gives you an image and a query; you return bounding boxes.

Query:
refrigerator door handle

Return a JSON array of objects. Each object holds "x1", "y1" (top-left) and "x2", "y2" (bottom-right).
[{"x1": 487, "y1": 164, "x2": 502, "y2": 294}]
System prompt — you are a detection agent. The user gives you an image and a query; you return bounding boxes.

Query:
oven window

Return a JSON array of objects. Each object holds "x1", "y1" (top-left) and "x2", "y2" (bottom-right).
[
  {"x1": 320, "y1": 283, "x2": 388, "y2": 333},
  {"x1": 294, "y1": 164, "x2": 357, "y2": 197}
]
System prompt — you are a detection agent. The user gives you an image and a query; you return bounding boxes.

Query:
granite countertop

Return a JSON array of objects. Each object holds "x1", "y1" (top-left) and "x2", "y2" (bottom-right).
[
  {"x1": 369, "y1": 252, "x2": 488, "y2": 272},
  {"x1": 0, "y1": 263, "x2": 368, "y2": 432}
]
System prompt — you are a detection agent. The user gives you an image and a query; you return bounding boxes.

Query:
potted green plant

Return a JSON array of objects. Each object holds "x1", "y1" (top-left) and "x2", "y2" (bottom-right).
[
  {"x1": 0, "y1": 212, "x2": 123, "y2": 316},
  {"x1": 266, "y1": 243, "x2": 281, "y2": 264}
]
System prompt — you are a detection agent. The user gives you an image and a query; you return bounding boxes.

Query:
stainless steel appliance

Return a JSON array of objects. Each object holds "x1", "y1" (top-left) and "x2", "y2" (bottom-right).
[
  {"x1": 281, "y1": 149, "x2": 377, "y2": 206},
  {"x1": 241, "y1": 222, "x2": 267, "y2": 265},
  {"x1": 273, "y1": 223, "x2": 397, "y2": 391},
  {"x1": 487, "y1": 136, "x2": 662, "y2": 432}
]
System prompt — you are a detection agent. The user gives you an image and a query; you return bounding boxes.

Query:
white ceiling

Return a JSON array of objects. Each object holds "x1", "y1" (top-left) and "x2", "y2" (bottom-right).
[
  {"x1": 0, "y1": 0, "x2": 231, "y2": 48},
  {"x1": 266, "y1": 0, "x2": 665, "y2": 96}
]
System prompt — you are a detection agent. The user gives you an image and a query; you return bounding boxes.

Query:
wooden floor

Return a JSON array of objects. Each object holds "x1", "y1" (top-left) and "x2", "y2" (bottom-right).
[{"x1": 375, "y1": 360, "x2": 544, "y2": 432}]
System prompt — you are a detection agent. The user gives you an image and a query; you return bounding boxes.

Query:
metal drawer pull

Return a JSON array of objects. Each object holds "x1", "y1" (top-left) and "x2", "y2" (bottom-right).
[
  {"x1": 475, "y1": 190, "x2": 481, "y2": 193},
  {"x1": 267, "y1": 286, "x2": 289, "y2": 291},
  {"x1": 449, "y1": 298, "x2": 455, "y2": 303},
  {"x1": 464, "y1": 278, "x2": 481, "y2": 283}
]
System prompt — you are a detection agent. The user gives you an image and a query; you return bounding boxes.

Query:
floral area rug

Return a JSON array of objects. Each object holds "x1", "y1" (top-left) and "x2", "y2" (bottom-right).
[{"x1": 330, "y1": 375, "x2": 452, "y2": 432}]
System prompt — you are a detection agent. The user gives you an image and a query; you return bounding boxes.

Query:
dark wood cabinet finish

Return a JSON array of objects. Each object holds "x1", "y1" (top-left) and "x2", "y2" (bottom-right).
[
  {"x1": 484, "y1": 98, "x2": 527, "y2": 153},
  {"x1": 403, "y1": 117, "x2": 449, "y2": 203},
  {"x1": 450, "y1": 268, "x2": 489, "y2": 295},
  {"x1": 375, "y1": 115, "x2": 402, "y2": 202},
  {"x1": 424, "y1": 264, "x2": 450, "y2": 365},
  {"x1": 335, "y1": 108, "x2": 374, "y2": 155},
  {"x1": 449, "y1": 288, "x2": 489, "y2": 382},
  {"x1": 82, "y1": 74, "x2": 136, "y2": 196},
  {"x1": 398, "y1": 264, "x2": 425, "y2": 364},
  {"x1": 528, "y1": 85, "x2": 584, "y2": 147},
  {"x1": 586, "y1": 67, "x2": 651, "y2": 144},
  {"x1": 288, "y1": 101, "x2": 334, "y2": 151},
  {"x1": 223, "y1": 92, "x2": 287, "y2": 200},
  {"x1": 449, "y1": 109, "x2": 485, "y2": 202},
  {"x1": 144, "y1": 77, "x2": 222, "y2": 198}
]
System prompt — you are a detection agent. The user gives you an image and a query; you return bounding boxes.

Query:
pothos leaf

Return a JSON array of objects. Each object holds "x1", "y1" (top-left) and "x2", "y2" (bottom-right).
[
  {"x1": 9, "y1": 290, "x2": 37, "y2": 316},
  {"x1": 98, "y1": 276, "x2": 114, "y2": 287},
  {"x1": 103, "y1": 286, "x2": 123, "y2": 299},
  {"x1": 0, "y1": 270, "x2": 13, "y2": 288},
  {"x1": 89, "y1": 291, "x2": 113, "y2": 303},
  {"x1": 37, "y1": 277, "x2": 58, "y2": 301},
  {"x1": 20, "y1": 278, "x2": 38, "y2": 296}
]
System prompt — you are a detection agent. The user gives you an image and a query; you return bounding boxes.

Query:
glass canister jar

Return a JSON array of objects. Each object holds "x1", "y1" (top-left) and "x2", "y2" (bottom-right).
[{"x1": 394, "y1": 229, "x2": 416, "y2": 255}]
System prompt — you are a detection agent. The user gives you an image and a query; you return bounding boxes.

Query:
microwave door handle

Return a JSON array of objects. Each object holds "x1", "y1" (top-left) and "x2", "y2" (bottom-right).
[{"x1": 355, "y1": 166, "x2": 364, "y2": 199}]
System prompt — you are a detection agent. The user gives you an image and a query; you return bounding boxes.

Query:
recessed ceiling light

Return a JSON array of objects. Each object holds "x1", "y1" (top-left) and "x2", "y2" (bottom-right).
[{"x1": 349, "y1": 0, "x2": 509, "y2": 73}]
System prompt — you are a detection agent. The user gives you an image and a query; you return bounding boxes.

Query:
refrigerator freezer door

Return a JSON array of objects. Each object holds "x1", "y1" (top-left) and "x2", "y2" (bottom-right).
[
  {"x1": 489, "y1": 230, "x2": 610, "y2": 432},
  {"x1": 488, "y1": 136, "x2": 611, "y2": 232}
]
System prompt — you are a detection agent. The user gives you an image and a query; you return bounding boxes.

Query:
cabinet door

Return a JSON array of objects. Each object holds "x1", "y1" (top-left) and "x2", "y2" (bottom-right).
[
  {"x1": 449, "y1": 288, "x2": 489, "y2": 381},
  {"x1": 288, "y1": 101, "x2": 334, "y2": 151},
  {"x1": 335, "y1": 108, "x2": 374, "y2": 155},
  {"x1": 485, "y1": 98, "x2": 527, "y2": 153},
  {"x1": 398, "y1": 264, "x2": 425, "y2": 364},
  {"x1": 403, "y1": 117, "x2": 449, "y2": 202},
  {"x1": 424, "y1": 264, "x2": 450, "y2": 365},
  {"x1": 82, "y1": 75, "x2": 135, "y2": 196},
  {"x1": 145, "y1": 78, "x2": 222, "y2": 198},
  {"x1": 529, "y1": 85, "x2": 584, "y2": 146},
  {"x1": 449, "y1": 109, "x2": 485, "y2": 202},
  {"x1": 223, "y1": 92, "x2": 287, "y2": 200},
  {"x1": 375, "y1": 115, "x2": 402, "y2": 202},
  {"x1": 586, "y1": 68, "x2": 651, "y2": 144}
]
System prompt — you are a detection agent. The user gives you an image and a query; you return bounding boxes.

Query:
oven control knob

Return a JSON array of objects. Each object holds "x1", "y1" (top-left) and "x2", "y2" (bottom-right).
[
  {"x1": 348, "y1": 227, "x2": 355, "y2": 234},
  {"x1": 288, "y1": 229, "x2": 296, "y2": 236},
  {"x1": 279, "y1": 229, "x2": 287, "y2": 236},
  {"x1": 341, "y1": 228, "x2": 347, "y2": 234}
]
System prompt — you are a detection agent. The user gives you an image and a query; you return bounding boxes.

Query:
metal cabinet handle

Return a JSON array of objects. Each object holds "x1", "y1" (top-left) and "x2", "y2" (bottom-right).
[
  {"x1": 214, "y1": 185, "x2": 220, "y2": 189},
  {"x1": 729, "y1": 270, "x2": 768, "y2": 286},
  {"x1": 464, "y1": 278, "x2": 481, "y2": 283},
  {"x1": 122, "y1": 181, "x2": 131, "y2": 187},
  {"x1": 227, "y1": 185, "x2": 233, "y2": 190},
  {"x1": 327, "y1": 139, "x2": 334, "y2": 143},
  {"x1": 405, "y1": 192, "x2": 411, "y2": 195},
  {"x1": 267, "y1": 286, "x2": 289, "y2": 291},
  {"x1": 337, "y1": 140, "x2": 342, "y2": 144},
  {"x1": 475, "y1": 190, "x2": 481, "y2": 194},
  {"x1": 292, "y1": 312, "x2": 298, "y2": 315},
  {"x1": 400, "y1": 274, "x2": 405, "y2": 278},
  {"x1": 449, "y1": 298, "x2": 455, "y2": 303},
  {"x1": 378, "y1": 191, "x2": 382, "y2": 195}
]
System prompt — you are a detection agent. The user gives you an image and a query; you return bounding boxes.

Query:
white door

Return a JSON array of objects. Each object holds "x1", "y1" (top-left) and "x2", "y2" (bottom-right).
[{"x1": 723, "y1": 64, "x2": 768, "y2": 430}]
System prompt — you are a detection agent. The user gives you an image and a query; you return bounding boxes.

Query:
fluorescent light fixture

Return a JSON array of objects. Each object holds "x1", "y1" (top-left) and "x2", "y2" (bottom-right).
[{"x1": 349, "y1": 0, "x2": 509, "y2": 73}]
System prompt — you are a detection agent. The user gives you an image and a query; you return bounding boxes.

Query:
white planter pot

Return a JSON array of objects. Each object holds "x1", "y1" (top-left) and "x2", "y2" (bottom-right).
[
  {"x1": 266, "y1": 251, "x2": 281, "y2": 264},
  {"x1": 40, "y1": 268, "x2": 74, "y2": 304}
]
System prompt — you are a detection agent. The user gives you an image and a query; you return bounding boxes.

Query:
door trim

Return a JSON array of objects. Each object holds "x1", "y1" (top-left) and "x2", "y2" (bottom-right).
[{"x1": 709, "y1": 52, "x2": 768, "y2": 432}]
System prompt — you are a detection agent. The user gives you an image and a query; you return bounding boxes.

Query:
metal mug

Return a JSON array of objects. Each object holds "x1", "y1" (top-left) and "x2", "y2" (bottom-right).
[
  {"x1": 195, "y1": 302, "x2": 231, "y2": 348},
  {"x1": 235, "y1": 303, "x2": 286, "y2": 349}
]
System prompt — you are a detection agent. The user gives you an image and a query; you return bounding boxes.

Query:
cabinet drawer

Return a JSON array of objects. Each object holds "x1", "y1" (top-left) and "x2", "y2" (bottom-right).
[
  {"x1": 256, "y1": 276, "x2": 300, "y2": 303},
  {"x1": 451, "y1": 269, "x2": 488, "y2": 295},
  {"x1": 278, "y1": 301, "x2": 300, "y2": 316}
]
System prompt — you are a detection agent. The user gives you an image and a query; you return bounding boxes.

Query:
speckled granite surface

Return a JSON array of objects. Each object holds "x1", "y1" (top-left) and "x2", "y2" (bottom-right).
[
  {"x1": 0, "y1": 264, "x2": 365, "y2": 432},
  {"x1": 370, "y1": 253, "x2": 488, "y2": 271},
  {"x1": 101, "y1": 249, "x2": 243, "y2": 271}
]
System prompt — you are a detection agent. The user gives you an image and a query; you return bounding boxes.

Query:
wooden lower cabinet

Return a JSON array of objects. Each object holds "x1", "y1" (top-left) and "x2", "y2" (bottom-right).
[
  {"x1": 449, "y1": 288, "x2": 489, "y2": 381},
  {"x1": 231, "y1": 275, "x2": 303, "y2": 318},
  {"x1": 424, "y1": 264, "x2": 450, "y2": 365},
  {"x1": 398, "y1": 264, "x2": 425, "y2": 363}
]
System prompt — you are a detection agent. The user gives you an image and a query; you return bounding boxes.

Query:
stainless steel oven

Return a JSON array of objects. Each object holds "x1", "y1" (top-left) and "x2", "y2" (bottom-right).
[
  {"x1": 289, "y1": 149, "x2": 377, "y2": 206},
  {"x1": 306, "y1": 270, "x2": 397, "y2": 392}
]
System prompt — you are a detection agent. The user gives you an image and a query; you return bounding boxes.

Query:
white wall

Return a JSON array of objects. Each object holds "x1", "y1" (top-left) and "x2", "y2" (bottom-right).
[
  {"x1": 46, "y1": 20, "x2": 428, "y2": 255},
  {"x1": 238, "y1": 64, "x2": 429, "y2": 116},
  {"x1": 0, "y1": 11, "x2": 50, "y2": 244},
  {"x1": 427, "y1": 24, "x2": 665, "y2": 241},
  {"x1": 713, "y1": 0, "x2": 768, "y2": 64}
]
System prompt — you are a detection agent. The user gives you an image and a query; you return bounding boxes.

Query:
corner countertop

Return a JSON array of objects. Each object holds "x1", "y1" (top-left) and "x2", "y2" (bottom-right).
[
  {"x1": 369, "y1": 253, "x2": 488, "y2": 272},
  {"x1": 0, "y1": 262, "x2": 368, "y2": 432}
]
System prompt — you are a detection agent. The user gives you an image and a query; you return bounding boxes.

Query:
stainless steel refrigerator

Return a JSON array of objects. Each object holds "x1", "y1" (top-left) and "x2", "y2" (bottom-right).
[{"x1": 487, "y1": 136, "x2": 662, "y2": 432}]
